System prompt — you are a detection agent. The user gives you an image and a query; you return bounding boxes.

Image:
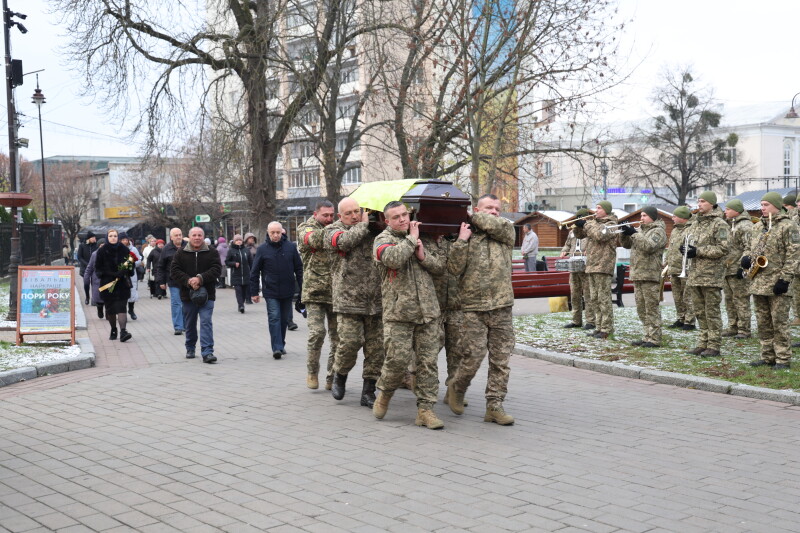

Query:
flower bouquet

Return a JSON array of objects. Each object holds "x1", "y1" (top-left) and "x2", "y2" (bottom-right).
[{"x1": 100, "y1": 251, "x2": 137, "y2": 293}]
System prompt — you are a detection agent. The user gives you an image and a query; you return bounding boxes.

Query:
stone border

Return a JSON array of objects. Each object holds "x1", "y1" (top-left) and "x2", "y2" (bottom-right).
[
  {"x1": 0, "y1": 337, "x2": 96, "y2": 388},
  {"x1": 515, "y1": 343, "x2": 800, "y2": 406}
]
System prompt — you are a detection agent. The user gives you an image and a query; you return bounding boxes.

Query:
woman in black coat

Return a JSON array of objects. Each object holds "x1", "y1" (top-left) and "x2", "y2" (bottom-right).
[
  {"x1": 225, "y1": 234, "x2": 253, "y2": 313},
  {"x1": 94, "y1": 229, "x2": 135, "y2": 342},
  {"x1": 147, "y1": 240, "x2": 165, "y2": 299}
]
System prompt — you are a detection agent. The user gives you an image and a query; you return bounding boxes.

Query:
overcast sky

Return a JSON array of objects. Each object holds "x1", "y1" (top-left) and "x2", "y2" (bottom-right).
[{"x1": 6, "y1": 0, "x2": 800, "y2": 161}]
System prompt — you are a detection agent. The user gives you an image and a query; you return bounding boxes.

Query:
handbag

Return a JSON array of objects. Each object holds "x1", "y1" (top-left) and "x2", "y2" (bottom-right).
[
  {"x1": 190, "y1": 286, "x2": 209, "y2": 306},
  {"x1": 136, "y1": 264, "x2": 145, "y2": 279}
]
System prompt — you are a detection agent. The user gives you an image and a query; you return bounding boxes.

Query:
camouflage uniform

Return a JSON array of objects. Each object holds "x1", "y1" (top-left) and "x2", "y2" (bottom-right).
[
  {"x1": 324, "y1": 220, "x2": 384, "y2": 379},
  {"x1": 746, "y1": 214, "x2": 800, "y2": 365},
  {"x1": 686, "y1": 207, "x2": 730, "y2": 351},
  {"x1": 722, "y1": 213, "x2": 754, "y2": 336},
  {"x1": 560, "y1": 232, "x2": 594, "y2": 326},
  {"x1": 374, "y1": 228, "x2": 444, "y2": 408},
  {"x1": 297, "y1": 216, "x2": 338, "y2": 378},
  {"x1": 448, "y1": 212, "x2": 515, "y2": 409},
  {"x1": 789, "y1": 211, "x2": 800, "y2": 323},
  {"x1": 573, "y1": 213, "x2": 619, "y2": 335},
  {"x1": 666, "y1": 219, "x2": 695, "y2": 325},
  {"x1": 430, "y1": 237, "x2": 464, "y2": 383},
  {"x1": 620, "y1": 219, "x2": 667, "y2": 344}
]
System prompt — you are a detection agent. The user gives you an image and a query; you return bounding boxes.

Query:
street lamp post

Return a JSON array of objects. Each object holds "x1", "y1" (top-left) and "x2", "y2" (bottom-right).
[
  {"x1": 786, "y1": 92, "x2": 800, "y2": 119},
  {"x1": 31, "y1": 75, "x2": 51, "y2": 265}
]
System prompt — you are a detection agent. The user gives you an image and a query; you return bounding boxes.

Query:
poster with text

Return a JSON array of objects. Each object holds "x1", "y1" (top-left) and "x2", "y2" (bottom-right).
[{"x1": 18, "y1": 268, "x2": 74, "y2": 333}]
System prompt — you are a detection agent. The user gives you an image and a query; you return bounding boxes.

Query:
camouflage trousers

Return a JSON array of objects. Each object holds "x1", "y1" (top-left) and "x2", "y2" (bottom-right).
[
  {"x1": 333, "y1": 313, "x2": 385, "y2": 380},
  {"x1": 588, "y1": 273, "x2": 614, "y2": 334},
  {"x1": 670, "y1": 275, "x2": 695, "y2": 324},
  {"x1": 793, "y1": 282, "x2": 800, "y2": 321},
  {"x1": 451, "y1": 306, "x2": 514, "y2": 408},
  {"x1": 723, "y1": 275, "x2": 752, "y2": 335},
  {"x1": 753, "y1": 294, "x2": 792, "y2": 364},
  {"x1": 305, "y1": 302, "x2": 337, "y2": 377},
  {"x1": 688, "y1": 286, "x2": 722, "y2": 350},
  {"x1": 377, "y1": 320, "x2": 440, "y2": 408},
  {"x1": 440, "y1": 310, "x2": 465, "y2": 384},
  {"x1": 569, "y1": 272, "x2": 594, "y2": 326},
  {"x1": 634, "y1": 281, "x2": 661, "y2": 344}
]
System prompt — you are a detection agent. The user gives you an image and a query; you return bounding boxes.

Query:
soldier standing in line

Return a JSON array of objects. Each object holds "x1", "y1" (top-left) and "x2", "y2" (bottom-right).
[
  {"x1": 446, "y1": 194, "x2": 516, "y2": 426},
  {"x1": 745, "y1": 192, "x2": 800, "y2": 370},
  {"x1": 721, "y1": 199, "x2": 754, "y2": 339},
  {"x1": 297, "y1": 200, "x2": 338, "y2": 391},
  {"x1": 324, "y1": 197, "x2": 385, "y2": 407},
  {"x1": 372, "y1": 202, "x2": 446, "y2": 429},
  {"x1": 666, "y1": 207, "x2": 696, "y2": 330},
  {"x1": 780, "y1": 194, "x2": 800, "y2": 326},
  {"x1": 619, "y1": 206, "x2": 667, "y2": 347},
  {"x1": 560, "y1": 208, "x2": 594, "y2": 330},
  {"x1": 683, "y1": 191, "x2": 729, "y2": 357},
  {"x1": 572, "y1": 200, "x2": 619, "y2": 339}
]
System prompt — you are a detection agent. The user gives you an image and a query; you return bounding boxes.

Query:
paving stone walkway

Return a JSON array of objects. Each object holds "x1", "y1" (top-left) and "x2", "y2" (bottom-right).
[{"x1": 1, "y1": 280, "x2": 800, "y2": 532}]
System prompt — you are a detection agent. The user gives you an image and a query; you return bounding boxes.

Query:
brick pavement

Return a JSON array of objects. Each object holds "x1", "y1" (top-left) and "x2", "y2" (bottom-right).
[{"x1": 2, "y1": 282, "x2": 800, "y2": 531}]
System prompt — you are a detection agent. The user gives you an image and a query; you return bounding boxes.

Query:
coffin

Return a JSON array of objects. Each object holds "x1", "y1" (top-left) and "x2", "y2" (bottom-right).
[{"x1": 401, "y1": 180, "x2": 471, "y2": 235}]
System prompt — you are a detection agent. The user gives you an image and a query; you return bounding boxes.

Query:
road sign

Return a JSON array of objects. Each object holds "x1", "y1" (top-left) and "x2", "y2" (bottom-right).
[{"x1": 195, "y1": 214, "x2": 211, "y2": 223}]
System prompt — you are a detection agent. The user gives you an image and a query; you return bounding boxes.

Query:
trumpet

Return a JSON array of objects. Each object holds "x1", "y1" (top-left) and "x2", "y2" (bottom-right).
[
  {"x1": 600, "y1": 220, "x2": 643, "y2": 235},
  {"x1": 558, "y1": 213, "x2": 594, "y2": 230},
  {"x1": 678, "y1": 234, "x2": 693, "y2": 278}
]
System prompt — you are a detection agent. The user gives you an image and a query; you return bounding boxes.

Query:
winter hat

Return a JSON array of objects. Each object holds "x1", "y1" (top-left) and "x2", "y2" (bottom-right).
[
  {"x1": 97, "y1": 238, "x2": 106, "y2": 246},
  {"x1": 86, "y1": 231, "x2": 96, "y2": 240},
  {"x1": 762, "y1": 192, "x2": 784, "y2": 212},
  {"x1": 218, "y1": 236, "x2": 226, "y2": 244},
  {"x1": 155, "y1": 239, "x2": 165, "y2": 245},
  {"x1": 233, "y1": 234, "x2": 243, "y2": 242},
  {"x1": 118, "y1": 231, "x2": 129, "y2": 241},
  {"x1": 641, "y1": 206, "x2": 658, "y2": 221},
  {"x1": 244, "y1": 232, "x2": 256, "y2": 243},
  {"x1": 726, "y1": 199, "x2": 744, "y2": 214},
  {"x1": 575, "y1": 208, "x2": 590, "y2": 217},
  {"x1": 783, "y1": 193, "x2": 796, "y2": 206},
  {"x1": 596, "y1": 200, "x2": 613, "y2": 215},
  {"x1": 673, "y1": 206, "x2": 691, "y2": 220},
  {"x1": 699, "y1": 191, "x2": 717, "y2": 205}
]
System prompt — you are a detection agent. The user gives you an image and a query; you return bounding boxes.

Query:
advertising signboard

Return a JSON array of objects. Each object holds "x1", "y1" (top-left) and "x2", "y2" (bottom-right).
[{"x1": 16, "y1": 266, "x2": 76, "y2": 345}]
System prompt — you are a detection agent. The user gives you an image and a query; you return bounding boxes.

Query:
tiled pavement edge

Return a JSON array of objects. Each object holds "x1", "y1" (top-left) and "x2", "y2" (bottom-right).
[
  {"x1": 2, "y1": 284, "x2": 800, "y2": 531},
  {"x1": 515, "y1": 344, "x2": 800, "y2": 406}
]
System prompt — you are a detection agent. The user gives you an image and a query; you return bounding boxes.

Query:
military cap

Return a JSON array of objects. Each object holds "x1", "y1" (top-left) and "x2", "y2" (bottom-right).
[
  {"x1": 783, "y1": 193, "x2": 796, "y2": 206},
  {"x1": 576, "y1": 208, "x2": 590, "y2": 217},
  {"x1": 726, "y1": 199, "x2": 744, "y2": 214},
  {"x1": 762, "y1": 192, "x2": 784, "y2": 212},
  {"x1": 673, "y1": 206, "x2": 691, "y2": 220},
  {"x1": 699, "y1": 191, "x2": 717, "y2": 205},
  {"x1": 642, "y1": 206, "x2": 658, "y2": 221},
  {"x1": 597, "y1": 200, "x2": 613, "y2": 215}
]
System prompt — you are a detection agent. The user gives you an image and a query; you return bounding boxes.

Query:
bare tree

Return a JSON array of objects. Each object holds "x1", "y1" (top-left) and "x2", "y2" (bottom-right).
[
  {"x1": 615, "y1": 68, "x2": 749, "y2": 206},
  {"x1": 46, "y1": 162, "x2": 96, "y2": 250}
]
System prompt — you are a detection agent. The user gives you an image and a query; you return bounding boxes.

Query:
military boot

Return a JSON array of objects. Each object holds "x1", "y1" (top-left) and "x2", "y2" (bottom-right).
[
  {"x1": 325, "y1": 375, "x2": 333, "y2": 390},
  {"x1": 373, "y1": 390, "x2": 393, "y2": 419},
  {"x1": 306, "y1": 374, "x2": 319, "y2": 390},
  {"x1": 360, "y1": 379, "x2": 377, "y2": 407},
  {"x1": 447, "y1": 385, "x2": 465, "y2": 415},
  {"x1": 484, "y1": 404, "x2": 515, "y2": 426},
  {"x1": 443, "y1": 381, "x2": 467, "y2": 407},
  {"x1": 331, "y1": 373, "x2": 347, "y2": 400},
  {"x1": 415, "y1": 408, "x2": 444, "y2": 430}
]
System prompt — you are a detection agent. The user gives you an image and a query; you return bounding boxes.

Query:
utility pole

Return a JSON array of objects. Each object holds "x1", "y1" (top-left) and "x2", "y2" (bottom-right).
[{"x1": 600, "y1": 148, "x2": 609, "y2": 201}]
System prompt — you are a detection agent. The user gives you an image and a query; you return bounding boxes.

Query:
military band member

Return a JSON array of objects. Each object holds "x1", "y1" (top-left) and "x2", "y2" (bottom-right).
[
  {"x1": 447, "y1": 194, "x2": 516, "y2": 426},
  {"x1": 619, "y1": 206, "x2": 667, "y2": 347},
  {"x1": 297, "y1": 200, "x2": 338, "y2": 390},
  {"x1": 560, "y1": 208, "x2": 595, "y2": 330},
  {"x1": 324, "y1": 197, "x2": 385, "y2": 407},
  {"x1": 572, "y1": 200, "x2": 618, "y2": 339},
  {"x1": 722, "y1": 199, "x2": 754, "y2": 339},
  {"x1": 683, "y1": 191, "x2": 729, "y2": 357},
  {"x1": 666, "y1": 206, "x2": 696, "y2": 330},
  {"x1": 744, "y1": 192, "x2": 800, "y2": 369},
  {"x1": 372, "y1": 202, "x2": 446, "y2": 429}
]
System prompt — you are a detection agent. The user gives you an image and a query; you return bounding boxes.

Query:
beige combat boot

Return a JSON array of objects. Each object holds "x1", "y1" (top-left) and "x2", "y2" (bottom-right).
[
  {"x1": 443, "y1": 380, "x2": 468, "y2": 407},
  {"x1": 415, "y1": 408, "x2": 444, "y2": 430},
  {"x1": 373, "y1": 390, "x2": 393, "y2": 419},
  {"x1": 446, "y1": 385, "x2": 465, "y2": 415},
  {"x1": 484, "y1": 404, "x2": 515, "y2": 426},
  {"x1": 306, "y1": 374, "x2": 319, "y2": 389}
]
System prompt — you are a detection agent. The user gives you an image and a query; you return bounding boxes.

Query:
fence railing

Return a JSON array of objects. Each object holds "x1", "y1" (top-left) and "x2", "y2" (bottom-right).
[{"x1": 0, "y1": 223, "x2": 64, "y2": 276}]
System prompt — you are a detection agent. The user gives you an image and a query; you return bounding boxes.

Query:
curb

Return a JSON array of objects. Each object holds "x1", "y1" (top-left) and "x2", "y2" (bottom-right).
[
  {"x1": 0, "y1": 337, "x2": 96, "y2": 388},
  {"x1": 514, "y1": 343, "x2": 800, "y2": 406}
]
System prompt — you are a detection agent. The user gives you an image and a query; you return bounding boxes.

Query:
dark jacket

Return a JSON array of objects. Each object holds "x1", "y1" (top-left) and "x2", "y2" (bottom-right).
[
  {"x1": 249, "y1": 238, "x2": 303, "y2": 299},
  {"x1": 156, "y1": 241, "x2": 181, "y2": 287},
  {"x1": 147, "y1": 246, "x2": 162, "y2": 274},
  {"x1": 225, "y1": 244, "x2": 253, "y2": 286},
  {"x1": 170, "y1": 242, "x2": 222, "y2": 302},
  {"x1": 94, "y1": 242, "x2": 134, "y2": 302},
  {"x1": 84, "y1": 249, "x2": 104, "y2": 305},
  {"x1": 77, "y1": 240, "x2": 98, "y2": 276}
]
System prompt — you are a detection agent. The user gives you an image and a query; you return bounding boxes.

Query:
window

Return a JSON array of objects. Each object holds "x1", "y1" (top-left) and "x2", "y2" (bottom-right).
[
  {"x1": 266, "y1": 80, "x2": 279, "y2": 100},
  {"x1": 726, "y1": 148, "x2": 737, "y2": 166},
  {"x1": 544, "y1": 188, "x2": 553, "y2": 196},
  {"x1": 338, "y1": 102, "x2": 355, "y2": 119},
  {"x1": 276, "y1": 172, "x2": 284, "y2": 192},
  {"x1": 700, "y1": 152, "x2": 712, "y2": 167},
  {"x1": 336, "y1": 132, "x2": 360, "y2": 153},
  {"x1": 411, "y1": 68, "x2": 424, "y2": 85},
  {"x1": 544, "y1": 161, "x2": 552, "y2": 177},
  {"x1": 413, "y1": 101, "x2": 425, "y2": 119},
  {"x1": 298, "y1": 106, "x2": 316, "y2": 124},
  {"x1": 342, "y1": 165, "x2": 362, "y2": 185},
  {"x1": 341, "y1": 67, "x2": 358, "y2": 84},
  {"x1": 289, "y1": 168, "x2": 320, "y2": 188},
  {"x1": 623, "y1": 203, "x2": 636, "y2": 213},
  {"x1": 784, "y1": 142, "x2": 792, "y2": 187},
  {"x1": 292, "y1": 141, "x2": 317, "y2": 159},
  {"x1": 725, "y1": 182, "x2": 736, "y2": 197}
]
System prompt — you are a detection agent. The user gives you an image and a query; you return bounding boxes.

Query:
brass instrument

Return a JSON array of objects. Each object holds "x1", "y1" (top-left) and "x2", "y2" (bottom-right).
[
  {"x1": 558, "y1": 213, "x2": 595, "y2": 230},
  {"x1": 750, "y1": 216, "x2": 761, "y2": 224},
  {"x1": 745, "y1": 213, "x2": 771, "y2": 280},
  {"x1": 678, "y1": 234, "x2": 693, "y2": 278},
  {"x1": 659, "y1": 264, "x2": 670, "y2": 302},
  {"x1": 600, "y1": 220, "x2": 643, "y2": 235}
]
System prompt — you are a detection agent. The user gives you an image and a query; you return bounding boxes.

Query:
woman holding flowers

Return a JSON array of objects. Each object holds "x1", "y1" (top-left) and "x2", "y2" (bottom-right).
[{"x1": 95, "y1": 229, "x2": 136, "y2": 342}]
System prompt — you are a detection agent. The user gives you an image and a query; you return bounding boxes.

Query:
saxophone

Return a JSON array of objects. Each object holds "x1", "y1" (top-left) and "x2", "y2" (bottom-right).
[{"x1": 745, "y1": 213, "x2": 771, "y2": 280}]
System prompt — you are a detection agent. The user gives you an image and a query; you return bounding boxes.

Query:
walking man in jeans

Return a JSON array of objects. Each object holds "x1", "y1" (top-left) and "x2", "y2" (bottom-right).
[
  {"x1": 157, "y1": 227, "x2": 186, "y2": 335},
  {"x1": 170, "y1": 227, "x2": 222, "y2": 363},
  {"x1": 250, "y1": 222, "x2": 304, "y2": 359}
]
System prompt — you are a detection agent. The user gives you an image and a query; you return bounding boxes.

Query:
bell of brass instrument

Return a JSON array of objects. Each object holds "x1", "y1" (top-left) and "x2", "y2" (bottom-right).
[
  {"x1": 678, "y1": 234, "x2": 692, "y2": 278},
  {"x1": 558, "y1": 213, "x2": 595, "y2": 230},
  {"x1": 659, "y1": 264, "x2": 670, "y2": 302},
  {"x1": 746, "y1": 256, "x2": 769, "y2": 280},
  {"x1": 600, "y1": 220, "x2": 644, "y2": 235}
]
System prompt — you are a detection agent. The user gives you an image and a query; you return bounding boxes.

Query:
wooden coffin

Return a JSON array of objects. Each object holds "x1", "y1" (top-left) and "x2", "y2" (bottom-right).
[{"x1": 401, "y1": 179, "x2": 471, "y2": 235}]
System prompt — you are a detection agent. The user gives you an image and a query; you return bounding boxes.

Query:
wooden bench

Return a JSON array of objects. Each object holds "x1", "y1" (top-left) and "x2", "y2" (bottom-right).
[{"x1": 512, "y1": 256, "x2": 559, "y2": 272}]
